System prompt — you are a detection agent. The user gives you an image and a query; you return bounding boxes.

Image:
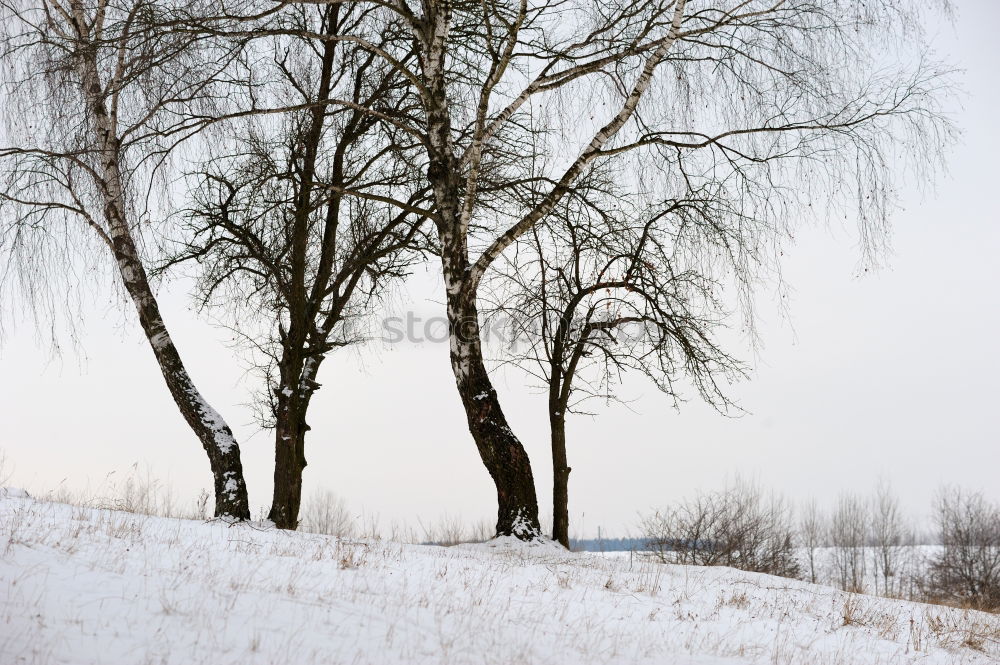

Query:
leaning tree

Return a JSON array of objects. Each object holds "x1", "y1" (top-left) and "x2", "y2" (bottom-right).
[
  {"x1": 0, "y1": 0, "x2": 271, "y2": 518},
  {"x1": 275, "y1": 0, "x2": 952, "y2": 538}
]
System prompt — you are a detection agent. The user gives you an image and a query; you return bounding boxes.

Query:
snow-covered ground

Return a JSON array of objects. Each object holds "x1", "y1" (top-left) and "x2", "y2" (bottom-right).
[{"x1": 1, "y1": 491, "x2": 998, "y2": 665}]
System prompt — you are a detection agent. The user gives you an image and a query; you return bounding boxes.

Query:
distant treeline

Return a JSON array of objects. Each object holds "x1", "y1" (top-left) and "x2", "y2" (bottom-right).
[{"x1": 570, "y1": 538, "x2": 653, "y2": 552}]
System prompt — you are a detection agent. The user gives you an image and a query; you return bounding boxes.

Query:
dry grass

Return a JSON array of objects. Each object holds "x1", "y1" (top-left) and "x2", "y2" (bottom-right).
[{"x1": 2, "y1": 493, "x2": 999, "y2": 665}]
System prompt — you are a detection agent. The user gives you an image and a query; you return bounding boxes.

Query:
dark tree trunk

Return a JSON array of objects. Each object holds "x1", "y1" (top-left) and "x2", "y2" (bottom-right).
[
  {"x1": 267, "y1": 352, "x2": 321, "y2": 529},
  {"x1": 550, "y1": 409, "x2": 571, "y2": 548},
  {"x1": 263, "y1": 10, "x2": 341, "y2": 530},
  {"x1": 269, "y1": 416, "x2": 307, "y2": 529},
  {"x1": 548, "y1": 307, "x2": 577, "y2": 549},
  {"x1": 444, "y1": 265, "x2": 541, "y2": 539},
  {"x1": 455, "y1": 356, "x2": 541, "y2": 539}
]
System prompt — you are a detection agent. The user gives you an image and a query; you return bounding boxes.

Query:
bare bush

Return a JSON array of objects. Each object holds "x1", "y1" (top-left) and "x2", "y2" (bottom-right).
[
  {"x1": 922, "y1": 488, "x2": 1000, "y2": 611},
  {"x1": 189, "y1": 489, "x2": 211, "y2": 521},
  {"x1": 103, "y1": 474, "x2": 174, "y2": 517},
  {"x1": 643, "y1": 481, "x2": 800, "y2": 578},
  {"x1": 0, "y1": 449, "x2": 12, "y2": 487},
  {"x1": 300, "y1": 490, "x2": 356, "y2": 539},
  {"x1": 418, "y1": 515, "x2": 494, "y2": 546}
]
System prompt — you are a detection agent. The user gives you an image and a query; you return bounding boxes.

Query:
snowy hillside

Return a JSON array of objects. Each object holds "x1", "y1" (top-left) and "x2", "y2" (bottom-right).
[{"x1": 1, "y1": 492, "x2": 998, "y2": 665}]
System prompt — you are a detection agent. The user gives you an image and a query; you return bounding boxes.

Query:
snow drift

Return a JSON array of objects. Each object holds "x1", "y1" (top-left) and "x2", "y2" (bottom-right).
[{"x1": 1, "y1": 492, "x2": 997, "y2": 664}]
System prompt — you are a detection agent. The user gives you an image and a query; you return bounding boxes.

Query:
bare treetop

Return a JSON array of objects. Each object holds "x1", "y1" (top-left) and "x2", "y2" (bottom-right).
[{"x1": 282, "y1": 0, "x2": 954, "y2": 538}]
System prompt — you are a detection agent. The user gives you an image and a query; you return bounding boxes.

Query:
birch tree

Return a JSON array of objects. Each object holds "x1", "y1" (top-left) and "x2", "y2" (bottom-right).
[{"x1": 0, "y1": 0, "x2": 259, "y2": 518}]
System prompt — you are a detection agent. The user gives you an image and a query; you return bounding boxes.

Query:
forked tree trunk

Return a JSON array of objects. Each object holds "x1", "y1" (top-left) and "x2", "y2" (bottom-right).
[
  {"x1": 267, "y1": 355, "x2": 321, "y2": 529},
  {"x1": 75, "y1": 43, "x2": 251, "y2": 520},
  {"x1": 263, "y1": 14, "x2": 337, "y2": 530},
  {"x1": 444, "y1": 264, "x2": 541, "y2": 539}
]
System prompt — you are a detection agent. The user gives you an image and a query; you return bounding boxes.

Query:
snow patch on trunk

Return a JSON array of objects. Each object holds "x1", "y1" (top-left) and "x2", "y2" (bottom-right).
[{"x1": 186, "y1": 386, "x2": 236, "y2": 454}]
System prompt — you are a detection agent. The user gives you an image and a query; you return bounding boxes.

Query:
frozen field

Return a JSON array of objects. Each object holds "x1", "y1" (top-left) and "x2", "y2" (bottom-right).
[{"x1": 1, "y1": 491, "x2": 998, "y2": 665}]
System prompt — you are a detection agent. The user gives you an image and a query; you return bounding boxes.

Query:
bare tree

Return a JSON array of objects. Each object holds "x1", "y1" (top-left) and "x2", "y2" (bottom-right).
[
  {"x1": 162, "y1": 3, "x2": 429, "y2": 528},
  {"x1": 289, "y1": 0, "x2": 951, "y2": 538},
  {"x1": 642, "y1": 479, "x2": 800, "y2": 578},
  {"x1": 799, "y1": 498, "x2": 825, "y2": 584},
  {"x1": 923, "y1": 487, "x2": 1000, "y2": 611},
  {"x1": 829, "y1": 492, "x2": 869, "y2": 592},
  {"x1": 488, "y1": 182, "x2": 742, "y2": 548},
  {"x1": 0, "y1": 0, "x2": 259, "y2": 518},
  {"x1": 870, "y1": 481, "x2": 909, "y2": 597}
]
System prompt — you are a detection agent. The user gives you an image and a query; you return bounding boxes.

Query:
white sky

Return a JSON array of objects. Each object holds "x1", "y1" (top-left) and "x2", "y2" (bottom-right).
[{"x1": 1, "y1": 2, "x2": 998, "y2": 537}]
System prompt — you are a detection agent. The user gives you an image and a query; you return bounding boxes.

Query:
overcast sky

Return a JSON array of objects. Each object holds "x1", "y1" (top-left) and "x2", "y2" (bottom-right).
[{"x1": 1, "y1": 2, "x2": 998, "y2": 538}]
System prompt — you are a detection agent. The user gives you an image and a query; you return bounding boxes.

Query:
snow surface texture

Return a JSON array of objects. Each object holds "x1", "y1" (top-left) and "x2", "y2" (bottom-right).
[{"x1": 1, "y1": 493, "x2": 998, "y2": 665}]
